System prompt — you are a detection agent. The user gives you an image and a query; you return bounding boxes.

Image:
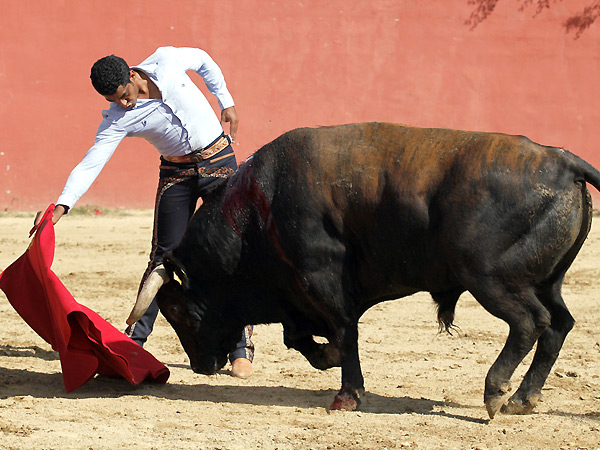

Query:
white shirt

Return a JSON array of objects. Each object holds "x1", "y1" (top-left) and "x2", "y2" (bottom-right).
[{"x1": 57, "y1": 46, "x2": 235, "y2": 209}]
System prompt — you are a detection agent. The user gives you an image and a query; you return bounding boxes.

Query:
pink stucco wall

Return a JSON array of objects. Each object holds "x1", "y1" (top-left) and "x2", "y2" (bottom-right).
[{"x1": 1, "y1": 1, "x2": 599, "y2": 210}]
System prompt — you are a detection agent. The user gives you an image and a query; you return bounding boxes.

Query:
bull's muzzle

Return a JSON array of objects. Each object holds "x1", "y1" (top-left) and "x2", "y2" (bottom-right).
[
  {"x1": 191, "y1": 354, "x2": 228, "y2": 375},
  {"x1": 126, "y1": 264, "x2": 170, "y2": 325}
]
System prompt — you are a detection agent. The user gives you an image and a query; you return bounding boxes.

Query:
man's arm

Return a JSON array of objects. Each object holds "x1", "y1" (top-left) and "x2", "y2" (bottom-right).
[
  {"x1": 30, "y1": 119, "x2": 126, "y2": 235},
  {"x1": 221, "y1": 106, "x2": 239, "y2": 142},
  {"x1": 167, "y1": 47, "x2": 238, "y2": 138}
]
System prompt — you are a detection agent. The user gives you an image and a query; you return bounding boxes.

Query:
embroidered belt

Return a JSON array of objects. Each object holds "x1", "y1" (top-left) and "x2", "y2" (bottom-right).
[{"x1": 163, "y1": 135, "x2": 231, "y2": 163}]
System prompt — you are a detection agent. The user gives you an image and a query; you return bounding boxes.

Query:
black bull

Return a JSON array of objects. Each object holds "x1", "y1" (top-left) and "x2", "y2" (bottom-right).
[{"x1": 128, "y1": 123, "x2": 600, "y2": 418}]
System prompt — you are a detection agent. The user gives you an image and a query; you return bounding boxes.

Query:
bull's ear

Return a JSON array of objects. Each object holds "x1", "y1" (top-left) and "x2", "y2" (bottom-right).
[{"x1": 164, "y1": 254, "x2": 191, "y2": 290}]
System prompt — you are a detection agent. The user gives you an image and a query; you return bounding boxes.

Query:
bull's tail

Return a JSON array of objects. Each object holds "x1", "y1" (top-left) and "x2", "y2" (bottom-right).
[{"x1": 563, "y1": 148, "x2": 600, "y2": 193}]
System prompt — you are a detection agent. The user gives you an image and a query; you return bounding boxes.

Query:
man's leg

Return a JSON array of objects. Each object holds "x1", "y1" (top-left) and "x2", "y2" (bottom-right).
[
  {"x1": 229, "y1": 325, "x2": 255, "y2": 378},
  {"x1": 129, "y1": 166, "x2": 197, "y2": 346}
]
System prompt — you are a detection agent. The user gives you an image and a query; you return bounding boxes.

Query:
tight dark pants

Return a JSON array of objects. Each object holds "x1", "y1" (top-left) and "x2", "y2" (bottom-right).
[{"x1": 129, "y1": 138, "x2": 254, "y2": 363}]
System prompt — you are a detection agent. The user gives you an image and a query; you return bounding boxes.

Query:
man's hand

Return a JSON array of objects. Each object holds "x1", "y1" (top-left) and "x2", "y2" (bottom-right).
[
  {"x1": 29, "y1": 204, "x2": 67, "y2": 237},
  {"x1": 221, "y1": 106, "x2": 239, "y2": 142}
]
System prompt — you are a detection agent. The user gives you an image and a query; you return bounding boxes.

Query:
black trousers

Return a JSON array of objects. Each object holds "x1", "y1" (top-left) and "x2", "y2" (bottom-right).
[{"x1": 129, "y1": 138, "x2": 254, "y2": 363}]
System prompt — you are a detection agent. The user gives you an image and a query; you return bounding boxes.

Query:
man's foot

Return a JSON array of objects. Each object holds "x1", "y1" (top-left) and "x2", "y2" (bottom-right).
[{"x1": 231, "y1": 358, "x2": 253, "y2": 379}]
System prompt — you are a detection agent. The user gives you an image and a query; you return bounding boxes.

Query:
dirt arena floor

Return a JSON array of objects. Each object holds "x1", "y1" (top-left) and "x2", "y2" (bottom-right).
[{"x1": 0, "y1": 209, "x2": 599, "y2": 450}]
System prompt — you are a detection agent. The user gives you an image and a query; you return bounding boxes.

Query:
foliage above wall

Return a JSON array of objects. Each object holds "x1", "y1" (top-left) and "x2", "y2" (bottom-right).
[{"x1": 465, "y1": 0, "x2": 600, "y2": 38}]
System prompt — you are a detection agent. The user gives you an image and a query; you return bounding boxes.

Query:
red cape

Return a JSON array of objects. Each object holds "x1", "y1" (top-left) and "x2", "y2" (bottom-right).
[{"x1": 0, "y1": 205, "x2": 169, "y2": 392}]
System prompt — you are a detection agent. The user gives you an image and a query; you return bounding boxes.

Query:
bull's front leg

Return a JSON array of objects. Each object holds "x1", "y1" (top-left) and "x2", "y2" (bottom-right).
[
  {"x1": 329, "y1": 324, "x2": 365, "y2": 411},
  {"x1": 283, "y1": 330, "x2": 342, "y2": 370}
]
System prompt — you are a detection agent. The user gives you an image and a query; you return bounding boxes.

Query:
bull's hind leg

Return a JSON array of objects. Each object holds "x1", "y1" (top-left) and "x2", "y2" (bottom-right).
[
  {"x1": 470, "y1": 284, "x2": 551, "y2": 419},
  {"x1": 501, "y1": 276, "x2": 575, "y2": 414},
  {"x1": 502, "y1": 188, "x2": 589, "y2": 414}
]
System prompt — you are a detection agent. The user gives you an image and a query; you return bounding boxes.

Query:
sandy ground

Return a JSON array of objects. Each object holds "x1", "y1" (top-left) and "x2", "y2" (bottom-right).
[{"x1": 0, "y1": 209, "x2": 599, "y2": 450}]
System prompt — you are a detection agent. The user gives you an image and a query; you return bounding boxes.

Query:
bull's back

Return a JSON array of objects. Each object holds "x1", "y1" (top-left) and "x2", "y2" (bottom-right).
[
  {"x1": 258, "y1": 123, "x2": 574, "y2": 226},
  {"x1": 249, "y1": 123, "x2": 588, "y2": 295}
]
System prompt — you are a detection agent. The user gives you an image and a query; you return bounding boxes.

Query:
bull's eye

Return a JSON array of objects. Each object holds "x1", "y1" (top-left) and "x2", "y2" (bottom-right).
[{"x1": 167, "y1": 304, "x2": 181, "y2": 318}]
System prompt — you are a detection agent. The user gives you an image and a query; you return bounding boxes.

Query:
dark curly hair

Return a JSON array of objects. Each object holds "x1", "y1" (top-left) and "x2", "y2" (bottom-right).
[{"x1": 90, "y1": 55, "x2": 131, "y2": 95}]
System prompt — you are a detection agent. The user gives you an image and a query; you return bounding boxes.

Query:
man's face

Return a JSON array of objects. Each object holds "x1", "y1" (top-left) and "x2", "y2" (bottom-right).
[{"x1": 103, "y1": 72, "x2": 139, "y2": 109}]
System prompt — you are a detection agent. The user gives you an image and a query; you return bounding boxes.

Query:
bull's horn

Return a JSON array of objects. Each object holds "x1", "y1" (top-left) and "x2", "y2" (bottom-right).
[{"x1": 126, "y1": 264, "x2": 170, "y2": 326}]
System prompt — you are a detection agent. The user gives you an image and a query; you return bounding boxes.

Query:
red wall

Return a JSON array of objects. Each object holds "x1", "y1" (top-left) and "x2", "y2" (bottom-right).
[{"x1": 1, "y1": 1, "x2": 599, "y2": 210}]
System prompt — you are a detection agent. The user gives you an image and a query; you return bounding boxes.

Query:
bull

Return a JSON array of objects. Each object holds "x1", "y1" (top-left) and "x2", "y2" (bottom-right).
[{"x1": 127, "y1": 122, "x2": 600, "y2": 418}]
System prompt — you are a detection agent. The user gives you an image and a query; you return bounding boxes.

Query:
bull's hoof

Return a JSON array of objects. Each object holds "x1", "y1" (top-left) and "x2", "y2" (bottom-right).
[
  {"x1": 500, "y1": 392, "x2": 541, "y2": 415},
  {"x1": 329, "y1": 395, "x2": 357, "y2": 411},
  {"x1": 329, "y1": 389, "x2": 362, "y2": 411},
  {"x1": 484, "y1": 382, "x2": 512, "y2": 419}
]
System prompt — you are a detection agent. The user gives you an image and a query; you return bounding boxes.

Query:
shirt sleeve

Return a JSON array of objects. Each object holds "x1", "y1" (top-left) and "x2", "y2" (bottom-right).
[
  {"x1": 56, "y1": 119, "x2": 127, "y2": 210},
  {"x1": 165, "y1": 47, "x2": 235, "y2": 110}
]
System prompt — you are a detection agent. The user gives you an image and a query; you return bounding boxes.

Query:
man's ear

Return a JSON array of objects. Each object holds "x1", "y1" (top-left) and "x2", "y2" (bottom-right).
[{"x1": 129, "y1": 69, "x2": 138, "y2": 81}]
